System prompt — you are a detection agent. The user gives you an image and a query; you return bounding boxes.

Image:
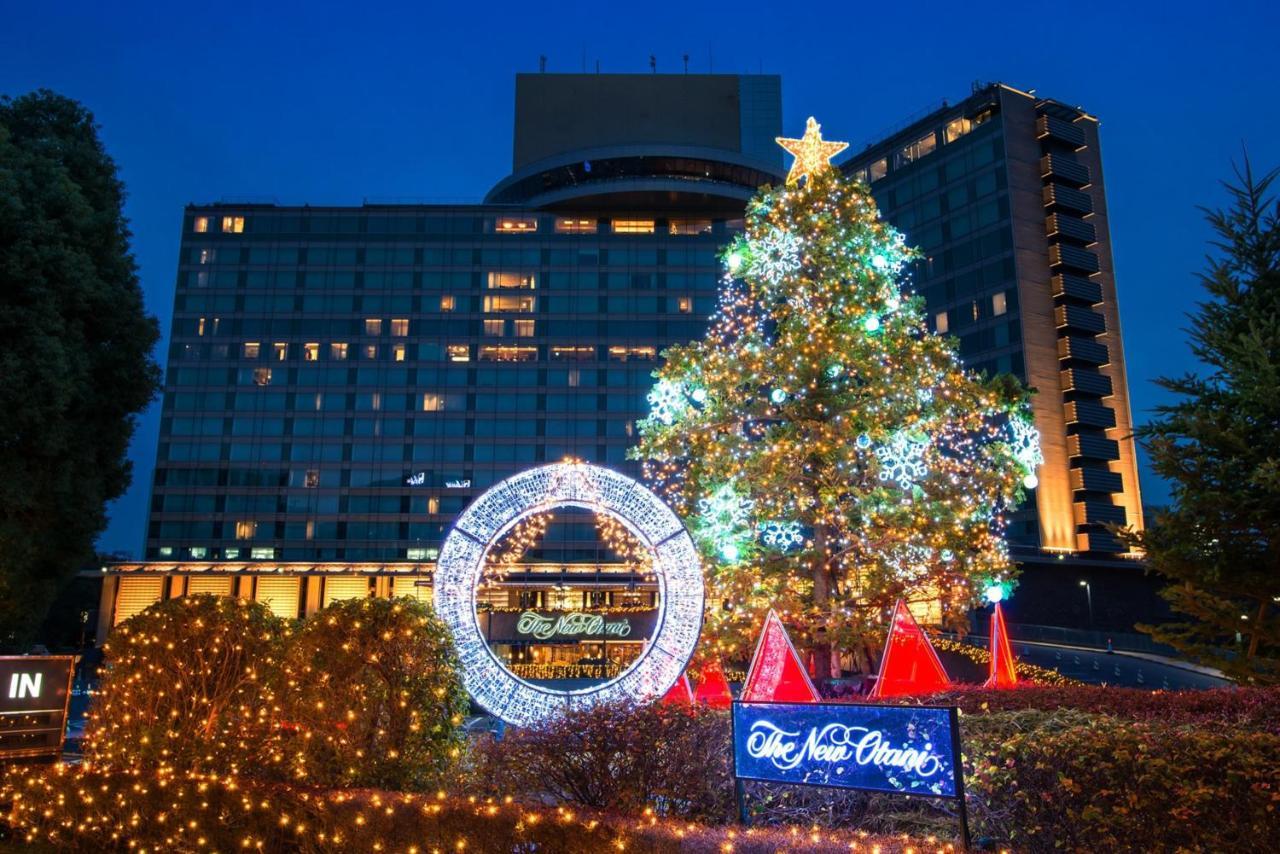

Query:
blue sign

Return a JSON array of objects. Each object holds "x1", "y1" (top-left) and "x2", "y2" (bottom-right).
[{"x1": 731, "y1": 701, "x2": 963, "y2": 799}]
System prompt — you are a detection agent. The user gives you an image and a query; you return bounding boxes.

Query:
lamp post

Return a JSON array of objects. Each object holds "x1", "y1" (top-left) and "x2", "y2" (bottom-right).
[{"x1": 1079, "y1": 580, "x2": 1093, "y2": 628}]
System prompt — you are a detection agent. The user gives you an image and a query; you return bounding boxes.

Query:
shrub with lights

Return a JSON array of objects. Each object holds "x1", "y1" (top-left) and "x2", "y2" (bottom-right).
[
  {"x1": 278, "y1": 596, "x2": 469, "y2": 791},
  {"x1": 633, "y1": 118, "x2": 1038, "y2": 674},
  {"x1": 82, "y1": 593, "x2": 287, "y2": 775}
]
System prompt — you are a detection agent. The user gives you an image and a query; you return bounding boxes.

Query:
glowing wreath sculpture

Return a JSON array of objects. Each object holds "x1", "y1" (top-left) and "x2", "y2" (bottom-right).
[{"x1": 434, "y1": 462, "x2": 704, "y2": 727}]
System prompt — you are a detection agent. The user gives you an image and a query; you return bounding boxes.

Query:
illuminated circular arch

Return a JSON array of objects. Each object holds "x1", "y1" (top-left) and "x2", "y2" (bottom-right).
[{"x1": 434, "y1": 462, "x2": 704, "y2": 727}]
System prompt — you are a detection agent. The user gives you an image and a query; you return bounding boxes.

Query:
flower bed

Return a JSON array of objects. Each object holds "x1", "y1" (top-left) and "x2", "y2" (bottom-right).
[{"x1": 1, "y1": 764, "x2": 956, "y2": 853}]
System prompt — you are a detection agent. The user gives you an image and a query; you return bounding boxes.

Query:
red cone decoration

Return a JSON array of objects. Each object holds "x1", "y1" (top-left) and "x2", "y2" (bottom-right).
[
  {"x1": 984, "y1": 602, "x2": 1018, "y2": 689},
  {"x1": 661, "y1": 671, "x2": 695, "y2": 705},
  {"x1": 693, "y1": 659, "x2": 733, "y2": 708},
  {"x1": 869, "y1": 599, "x2": 951, "y2": 698},
  {"x1": 741, "y1": 610, "x2": 820, "y2": 703}
]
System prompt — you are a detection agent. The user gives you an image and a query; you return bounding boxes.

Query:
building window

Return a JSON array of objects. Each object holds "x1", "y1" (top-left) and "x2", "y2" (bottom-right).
[
  {"x1": 669, "y1": 218, "x2": 712, "y2": 235},
  {"x1": 368, "y1": 392, "x2": 382, "y2": 411},
  {"x1": 555, "y1": 217, "x2": 596, "y2": 234},
  {"x1": 193, "y1": 216, "x2": 209, "y2": 233},
  {"x1": 972, "y1": 300, "x2": 980, "y2": 322},
  {"x1": 273, "y1": 342, "x2": 288, "y2": 361},
  {"x1": 363, "y1": 344, "x2": 378, "y2": 360},
  {"x1": 364, "y1": 318, "x2": 382, "y2": 336},
  {"x1": 487, "y1": 272, "x2": 535, "y2": 289},
  {"x1": 484, "y1": 294, "x2": 536, "y2": 313},
  {"x1": 243, "y1": 342, "x2": 261, "y2": 359},
  {"x1": 435, "y1": 295, "x2": 454, "y2": 312},
  {"x1": 199, "y1": 248, "x2": 215, "y2": 264},
  {"x1": 189, "y1": 546, "x2": 207, "y2": 559},
  {"x1": 422, "y1": 393, "x2": 445, "y2": 412},
  {"x1": 407, "y1": 547, "x2": 431, "y2": 560},
  {"x1": 483, "y1": 319, "x2": 505, "y2": 337},
  {"x1": 392, "y1": 344, "x2": 406, "y2": 362},
  {"x1": 304, "y1": 470, "x2": 320, "y2": 488},
  {"x1": 330, "y1": 342, "x2": 348, "y2": 360},
  {"x1": 513, "y1": 319, "x2": 535, "y2": 338},
  {"x1": 898, "y1": 132, "x2": 937, "y2": 166},
  {"x1": 221, "y1": 216, "x2": 245, "y2": 234},
  {"x1": 427, "y1": 496, "x2": 439, "y2": 514},
  {"x1": 613, "y1": 219, "x2": 655, "y2": 234},
  {"x1": 447, "y1": 344, "x2": 470, "y2": 362},
  {"x1": 992, "y1": 292, "x2": 1007, "y2": 316},
  {"x1": 479, "y1": 345, "x2": 537, "y2": 362},
  {"x1": 868, "y1": 158, "x2": 888, "y2": 182},
  {"x1": 312, "y1": 392, "x2": 324, "y2": 411},
  {"x1": 305, "y1": 520, "x2": 315, "y2": 541},
  {"x1": 304, "y1": 342, "x2": 320, "y2": 361},
  {"x1": 223, "y1": 548, "x2": 239, "y2": 559},
  {"x1": 551, "y1": 345, "x2": 594, "y2": 361},
  {"x1": 608, "y1": 345, "x2": 656, "y2": 361},
  {"x1": 566, "y1": 368, "x2": 580, "y2": 388},
  {"x1": 390, "y1": 318, "x2": 409, "y2": 337},
  {"x1": 253, "y1": 367, "x2": 273, "y2": 386},
  {"x1": 677, "y1": 296, "x2": 692, "y2": 314},
  {"x1": 250, "y1": 547, "x2": 274, "y2": 560},
  {"x1": 235, "y1": 520, "x2": 257, "y2": 540},
  {"x1": 158, "y1": 546, "x2": 174, "y2": 557},
  {"x1": 934, "y1": 311, "x2": 949, "y2": 334},
  {"x1": 495, "y1": 215, "x2": 538, "y2": 233},
  {"x1": 945, "y1": 116, "x2": 973, "y2": 143}
]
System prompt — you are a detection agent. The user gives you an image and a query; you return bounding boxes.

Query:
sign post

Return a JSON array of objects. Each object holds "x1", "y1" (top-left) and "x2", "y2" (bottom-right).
[
  {"x1": 0, "y1": 656, "x2": 76, "y2": 762},
  {"x1": 731, "y1": 700, "x2": 970, "y2": 850}
]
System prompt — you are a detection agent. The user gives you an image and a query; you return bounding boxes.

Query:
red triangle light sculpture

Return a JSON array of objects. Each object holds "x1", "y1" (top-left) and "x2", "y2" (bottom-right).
[
  {"x1": 741, "y1": 610, "x2": 820, "y2": 703},
  {"x1": 694, "y1": 659, "x2": 733, "y2": 708},
  {"x1": 984, "y1": 602, "x2": 1018, "y2": 689},
  {"x1": 869, "y1": 599, "x2": 951, "y2": 699},
  {"x1": 661, "y1": 671, "x2": 695, "y2": 705}
]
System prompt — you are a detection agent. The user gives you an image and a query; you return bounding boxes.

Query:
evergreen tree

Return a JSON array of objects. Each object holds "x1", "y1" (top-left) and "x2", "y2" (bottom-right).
[
  {"x1": 0, "y1": 91, "x2": 161, "y2": 645},
  {"x1": 632, "y1": 119, "x2": 1037, "y2": 676},
  {"x1": 1127, "y1": 159, "x2": 1280, "y2": 684}
]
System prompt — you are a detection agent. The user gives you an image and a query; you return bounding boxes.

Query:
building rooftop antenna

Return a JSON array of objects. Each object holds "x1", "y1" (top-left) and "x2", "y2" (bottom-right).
[
  {"x1": 539, "y1": 55, "x2": 547, "y2": 73},
  {"x1": 649, "y1": 55, "x2": 656, "y2": 73}
]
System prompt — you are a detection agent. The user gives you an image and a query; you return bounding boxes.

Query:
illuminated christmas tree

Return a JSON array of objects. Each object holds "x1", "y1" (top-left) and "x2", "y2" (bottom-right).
[{"x1": 632, "y1": 118, "x2": 1039, "y2": 677}]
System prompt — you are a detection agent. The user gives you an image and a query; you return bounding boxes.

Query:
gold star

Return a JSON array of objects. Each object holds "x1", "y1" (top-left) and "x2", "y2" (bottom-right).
[{"x1": 775, "y1": 116, "x2": 849, "y2": 185}]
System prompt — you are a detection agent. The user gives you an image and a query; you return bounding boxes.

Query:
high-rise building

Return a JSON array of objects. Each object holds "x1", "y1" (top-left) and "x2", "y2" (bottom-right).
[{"x1": 101, "y1": 76, "x2": 1148, "y2": 646}]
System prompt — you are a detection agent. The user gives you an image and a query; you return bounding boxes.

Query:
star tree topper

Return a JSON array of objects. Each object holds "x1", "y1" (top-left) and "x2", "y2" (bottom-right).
[{"x1": 775, "y1": 116, "x2": 849, "y2": 185}]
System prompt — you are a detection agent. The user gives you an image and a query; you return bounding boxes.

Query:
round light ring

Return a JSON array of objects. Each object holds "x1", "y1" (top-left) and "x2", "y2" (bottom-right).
[{"x1": 434, "y1": 462, "x2": 704, "y2": 727}]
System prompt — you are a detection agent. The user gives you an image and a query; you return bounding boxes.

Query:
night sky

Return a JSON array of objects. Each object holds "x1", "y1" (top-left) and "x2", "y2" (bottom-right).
[{"x1": 2, "y1": 1, "x2": 1277, "y2": 558}]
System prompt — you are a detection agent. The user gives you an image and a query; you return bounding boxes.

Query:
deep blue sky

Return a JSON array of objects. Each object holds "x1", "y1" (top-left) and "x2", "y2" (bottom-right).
[{"x1": 3, "y1": 1, "x2": 1277, "y2": 557}]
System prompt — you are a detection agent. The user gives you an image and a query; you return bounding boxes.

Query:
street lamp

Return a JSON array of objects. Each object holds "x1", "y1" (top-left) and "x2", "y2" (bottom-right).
[{"x1": 1079, "y1": 580, "x2": 1093, "y2": 628}]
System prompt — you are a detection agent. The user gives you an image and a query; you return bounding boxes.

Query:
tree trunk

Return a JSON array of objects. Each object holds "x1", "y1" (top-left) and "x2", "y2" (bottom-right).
[
  {"x1": 810, "y1": 526, "x2": 833, "y2": 681},
  {"x1": 1245, "y1": 599, "x2": 1268, "y2": 660}
]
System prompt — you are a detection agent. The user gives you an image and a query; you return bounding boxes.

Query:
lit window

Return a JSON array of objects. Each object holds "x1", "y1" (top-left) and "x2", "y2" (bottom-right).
[
  {"x1": 551, "y1": 346, "x2": 594, "y2": 360},
  {"x1": 195, "y1": 270, "x2": 209, "y2": 287},
  {"x1": 992, "y1": 292, "x2": 1007, "y2": 316},
  {"x1": 566, "y1": 368, "x2": 580, "y2": 388},
  {"x1": 392, "y1": 344, "x2": 406, "y2": 362},
  {"x1": 440, "y1": 295, "x2": 456, "y2": 312},
  {"x1": 555, "y1": 217, "x2": 596, "y2": 234},
  {"x1": 189, "y1": 547, "x2": 207, "y2": 559},
  {"x1": 159, "y1": 546, "x2": 174, "y2": 557},
  {"x1": 496, "y1": 216, "x2": 538, "y2": 233},
  {"x1": 945, "y1": 117, "x2": 973, "y2": 143},
  {"x1": 312, "y1": 393, "x2": 323, "y2": 411},
  {"x1": 483, "y1": 319, "x2": 505, "y2": 337},
  {"x1": 193, "y1": 216, "x2": 209, "y2": 233},
  {"x1": 250, "y1": 547, "x2": 274, "y2": 560},
  {"x1": 478, "y1": 345, "x2": 537, "y2": 362},
  {"x1": 390, "y1": 318, "x2": 409, "y2": 336},
  {"x1": 447, "y1": 344, "x2": 470, "y2": 362},
  {"x1": 199, "y1": 248, "x2": 215, "y2": 264},
  {"x1": 235, "y1": 520, "x2": 257, "y2": 540},
  {"x1": 612, "y1": 219, "x2": 655, "y2": 234},
  {"x1": 221, "y1": 216, "x2": 245, "y2": 233},
  {"x1": 677, "y1": 296, "x2": 692, "y2": 314},
  {"x1": 363, "y1": 344, "x2": 378, "y2": 360},
  {"x1": 243, "y1": 342, "x2": 261, "y2": 359},
  {"x1": 898, "y1": 132, "x2": 937, "y2": 166},
  {"x1": 304, "y1": 343, "x2": 319, "y2": 361},
  {"x1": 273, "y1": 342, "x2": 288, "y2": 361},
  {"x1": 608, "y1": 345, "x2": 656, "y2": 362},
  {"x1": 330, "y1": 342, "x2": 348, "y2": 360},
  {"x1": 935, "y1": 312, "x2": 949, "y2": 334},
  {"x1": 972, "y1": 301, "x2": 980, "y2": 321},
  {"x1": 484, "y1": 295, "x2": 536, "y2": 313},
  {"x1": 407, "y1": 547, "x2": 430, "y2": 560},
  {"x1": 487, "y1": 272, "x2": 536, "y2": 289},
  {"x1": 511, "y1": 320, "x2": 534, "y2": 340},
  {"x1": 223, "y1": 548, "x2": 239, "y2": 559},
  {"x1": 304, "y1": 470, "x2": 320, "y2": 488},
  {"x1": 197, "y1": 317, "x2": 207, "y2": 336},
  {"x1": 305, "y1": 520, "x2": 315, "y2": 540},
  {"x1": 422, "y1": 393, "x2": 445, "y2": 412},
  {"x1": 868, "y1": 158, "x2": 888, "y2": 182},
  {"x1": 369, "y1": 392, "x2": 382, "y2": 411},
  {"x1": 253, "y1": 368, "x2": 272, "y2": 386},
  {"x1": 364, "y1": 318, "x2": 382, "y2": 336},
  {"x1": 427, "y1": 497, "x2": 439, "y2": 514},
  {"x1": 669, "y1": 218, "x2": 712, "y2": 235}
]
